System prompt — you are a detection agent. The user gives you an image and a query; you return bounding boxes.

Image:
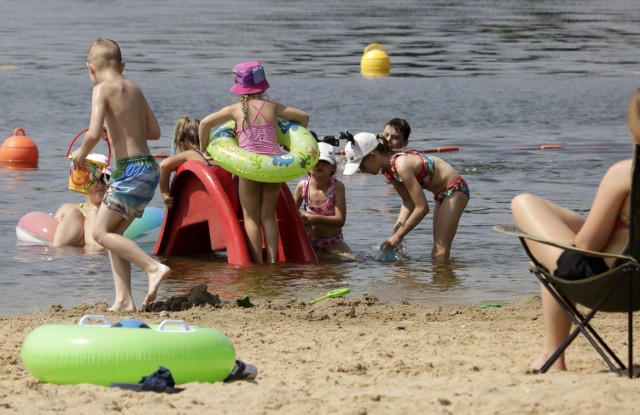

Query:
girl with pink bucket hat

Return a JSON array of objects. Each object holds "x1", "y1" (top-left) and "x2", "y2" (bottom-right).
[{"x1": 199, "y1": 61, "x2": 310, "y2": 264}]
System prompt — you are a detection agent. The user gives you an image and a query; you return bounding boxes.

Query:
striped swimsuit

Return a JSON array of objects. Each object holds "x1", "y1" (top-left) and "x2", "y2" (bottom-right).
[{"x1": 235, "y1": 100, "x2": 280, "y2": 156}]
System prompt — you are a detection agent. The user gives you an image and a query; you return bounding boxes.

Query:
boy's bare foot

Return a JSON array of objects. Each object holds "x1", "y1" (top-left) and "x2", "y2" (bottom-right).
[{"x1": 142, "y1": 263, "x2": 171, "y2": 308}]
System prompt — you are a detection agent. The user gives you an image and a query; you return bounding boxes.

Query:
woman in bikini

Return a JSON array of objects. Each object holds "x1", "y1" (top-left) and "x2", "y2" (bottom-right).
[
  {"x1": 159, "y1": 117, "x2": 211, "y2": 209},
  {"x1": 342, "y1": 132, "x2": 469, "y2": 262},
  {"x1": 510, "y1": 87, "x2": 640, "y2": 372},
  {"x1": 53, "y1": 153, "x2": 110, "y2": 249}
]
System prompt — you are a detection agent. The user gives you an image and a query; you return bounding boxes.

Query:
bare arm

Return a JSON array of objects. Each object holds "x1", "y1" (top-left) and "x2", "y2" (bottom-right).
[
  {"x1": 159, "y1": 152, "x2": 196, "y2": 209},
  {"x1": 394, "y1": 205, "x2": 412, "y2": 233},
  {"x1": 575, "y1": 159, "x2": 631, "y2": 251},
  {"x1": 305, "y1": 180, "x2": 347, "y2": 228},
  {"x1": 72, "y1": 85, "x2": 106, "y2": 166},
  {"x1": 293, "y1": 180, "x2": 304, "y2": 209},
  {"x1": 275, "y1": 103, "x2": 309, "y2": 128},
  {"x1": 199, "y1": 105, "x2": 236, "y2": 153},
  {"x1": 384, "y1": 157, "x2": 429, "y2": 248},
  {"x1": 142, "y1": 93, "x2": 161, "y2": 140}
]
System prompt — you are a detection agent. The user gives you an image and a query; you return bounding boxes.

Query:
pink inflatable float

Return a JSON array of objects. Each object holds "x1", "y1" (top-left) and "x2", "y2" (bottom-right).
[
  {"x1": 16, "y1": 207, "x2": 164, "y2": 246},
  {"x1": 16, "y1": 211, "x2": 58, "y2": 244}
]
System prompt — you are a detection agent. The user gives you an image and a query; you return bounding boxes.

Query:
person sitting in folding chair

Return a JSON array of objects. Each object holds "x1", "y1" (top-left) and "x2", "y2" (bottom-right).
[{"x1": 510, "y1": 88, "x2": 640, "y2": 373}]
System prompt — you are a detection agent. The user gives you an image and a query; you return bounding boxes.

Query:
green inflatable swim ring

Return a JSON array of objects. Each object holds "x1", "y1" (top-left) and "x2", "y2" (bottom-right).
[
  {"x1": 20, "y1": 315, "x2": 236, "y2": 386},
  {"x1": 207, "y1": 119, "x2": 319, "y2": 183}
]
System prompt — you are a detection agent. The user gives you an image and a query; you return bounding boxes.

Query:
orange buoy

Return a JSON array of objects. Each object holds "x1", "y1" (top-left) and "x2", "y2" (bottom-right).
[
  {"x1": 0, "y1": 128, "x2": 39, "y2": 169},
  {"x1": 360, "y1": 43, "x2": 391, "y2": 77}
]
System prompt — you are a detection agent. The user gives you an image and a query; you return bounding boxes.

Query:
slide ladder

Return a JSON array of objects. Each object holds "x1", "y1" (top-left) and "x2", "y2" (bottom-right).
[{"x1": 153, "y1": 161, "x2": 317, "y2": 265}]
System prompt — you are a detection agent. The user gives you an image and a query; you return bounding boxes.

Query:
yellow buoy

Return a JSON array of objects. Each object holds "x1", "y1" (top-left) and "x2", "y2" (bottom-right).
[{"x1": 360, "y1": 43, "x2": 390, "y2": 77}]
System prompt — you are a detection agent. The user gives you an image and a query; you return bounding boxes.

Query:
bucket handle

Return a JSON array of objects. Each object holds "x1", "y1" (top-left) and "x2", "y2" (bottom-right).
[
  {"x1": 78, "y1": 314, "x2": 112, "y2": 326},
  {"x1": 364, "y1": 43, "x2": 387, "y2": 54},
  {"x1": 158, "y1": 319, "x2": 193, "y2": 332},
  {"x1": 66, "y1": 128, "x2": 112, "y2": 166}
]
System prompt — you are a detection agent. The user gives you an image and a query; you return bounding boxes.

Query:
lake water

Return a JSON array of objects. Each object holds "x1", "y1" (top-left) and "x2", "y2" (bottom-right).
[{"x1": 1, "y1": 0, "x2": 640, "y2": 316}]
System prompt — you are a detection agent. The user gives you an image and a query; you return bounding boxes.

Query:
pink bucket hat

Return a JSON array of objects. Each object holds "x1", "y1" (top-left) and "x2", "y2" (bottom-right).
[{"x1": 230, "y1": 61, "x2": 270, "y2": 95}]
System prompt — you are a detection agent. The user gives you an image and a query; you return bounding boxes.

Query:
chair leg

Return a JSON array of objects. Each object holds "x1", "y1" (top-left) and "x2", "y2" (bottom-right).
[
  {"x1": 628, "y1": 276, "x2": 634, "y2": 378},
  {"x1": 535, "y1": 272, "x2": 628, "y2": 375}
]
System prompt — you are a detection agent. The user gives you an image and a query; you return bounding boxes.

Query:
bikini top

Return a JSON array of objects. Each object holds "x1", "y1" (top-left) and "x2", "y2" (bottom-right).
[
  {"x1": 383, "y1": 150, "x2": 435, "y2": 189},
  {"x1": 193, "y1": 148, "x2": 214, "y2": 166},
  {"x1": 616, "y1": 212, "x2": 630, "y2": 230},
  {"x1": 301, "y1": 175, "x2": 336, "y2": 216},
  {"x1": 234, "y1": 100, "x2": 279, "y2": 156}
]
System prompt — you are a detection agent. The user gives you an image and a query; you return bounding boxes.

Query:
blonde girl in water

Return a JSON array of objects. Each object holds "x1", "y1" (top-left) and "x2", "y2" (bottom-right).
[
  {"x1": 159, "y1": 117, "x2": 215, "y2": 210},
  {"x1": 510, "y1": 88, "x2": 640, "y2": 372},
  {"x1": 199, "y1": 61, "x2": 309, "y2": 264}
]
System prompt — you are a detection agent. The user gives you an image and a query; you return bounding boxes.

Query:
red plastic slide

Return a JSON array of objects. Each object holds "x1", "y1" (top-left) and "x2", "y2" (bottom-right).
[{"x1": 154, "y1": 161, "x2": 316, "y2": 265}]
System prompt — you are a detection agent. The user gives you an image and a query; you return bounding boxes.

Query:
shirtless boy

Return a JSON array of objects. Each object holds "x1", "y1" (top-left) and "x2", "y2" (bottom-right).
[{"x1": 71, "y1": 38, "x2": 170, "y2": 311}]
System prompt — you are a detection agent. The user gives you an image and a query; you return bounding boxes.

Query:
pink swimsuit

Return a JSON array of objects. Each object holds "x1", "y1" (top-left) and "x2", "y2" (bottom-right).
[
  {"x1": 235, "y1": 100, "x2": 280, "y2": 156},
  {"x1": 301, "y1": 175, "x2": 344, "y2": 249},
  {"x1": 302, "y1": 175, "x2": 336, "y2": 216}
]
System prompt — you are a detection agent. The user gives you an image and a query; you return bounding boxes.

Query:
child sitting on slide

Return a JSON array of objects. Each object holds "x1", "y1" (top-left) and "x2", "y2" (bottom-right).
[{"x1": 159, "y1": 117, "x2": 212, "y2": 209}]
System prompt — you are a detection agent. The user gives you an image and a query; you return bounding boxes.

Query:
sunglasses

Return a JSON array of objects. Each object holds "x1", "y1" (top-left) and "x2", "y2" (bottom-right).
[{"x1": 99, "y1": 173, "x2": 111, "y2": 185}]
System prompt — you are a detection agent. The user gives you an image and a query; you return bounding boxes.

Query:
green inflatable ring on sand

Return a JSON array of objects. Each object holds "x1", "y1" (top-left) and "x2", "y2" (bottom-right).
[
  {"x1": 20, "y1": 315, "x2": 236, "y2": 386},
  {"x1": 207, "y1": 119, "x2": 319, "y2": 183}
]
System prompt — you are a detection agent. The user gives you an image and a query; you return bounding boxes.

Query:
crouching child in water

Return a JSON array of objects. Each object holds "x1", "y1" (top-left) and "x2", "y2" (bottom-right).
[
  {"x1": 70, "y1": 38, "x2": 170, "y2": 311},
  {"x1": 294, "y1": 140, "x2": 352, "y2": 256},
  {"x1": 342, "y1": 132, "x2": 469, "y2": 262}
]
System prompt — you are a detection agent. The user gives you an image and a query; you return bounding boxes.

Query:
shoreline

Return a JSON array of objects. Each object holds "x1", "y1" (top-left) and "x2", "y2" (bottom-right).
[{"x1": 1, "y1": 291, "x2": 637, "y2": 414}]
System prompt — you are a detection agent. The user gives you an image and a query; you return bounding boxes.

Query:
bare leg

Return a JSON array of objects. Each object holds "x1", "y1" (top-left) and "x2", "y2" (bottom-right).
[
  {"x1": 93, "y1": 208, "x2": 170, "y2": 311},
  {"x1": 511, "y1": 193, "x2": 585, "y2": 255},
  {"x1": 239, "y1": 178, "x2": 265, "y2": 263},
  {"x1": 107, "y1": 249, "x2": 135, "y2": 312},
  {"x1": 261, "y1": 183, "x2": 281, "y2": 263},
  {"x1": 431, "y1": 192, "x2": 468, "y2": 262},
  {"x1": 52, "y1": 205, "x2": 85, "y2": 247},
  {"x1": 511, "y1": 193, "x2": 584, "y2": 371},
  {"x1": 326, "y1": 240, "x2": 357, "y2": 260},
  {"x1": 532, "y1": 285, "x2": 571, "y2": 371}
]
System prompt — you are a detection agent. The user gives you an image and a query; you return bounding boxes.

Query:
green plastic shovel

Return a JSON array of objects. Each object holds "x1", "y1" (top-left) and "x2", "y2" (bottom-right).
[{"x1": 309, "y1": 288, "x2": 351, "y2": 305}]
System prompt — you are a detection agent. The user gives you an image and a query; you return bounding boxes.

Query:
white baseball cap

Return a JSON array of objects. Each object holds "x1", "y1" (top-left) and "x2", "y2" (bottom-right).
[
  {"x1": 343, "y1": 133, "x2": 379, "y2": 175},
  {"x1": 318, "y1": 142, "x2": 336, "y2": 165}
]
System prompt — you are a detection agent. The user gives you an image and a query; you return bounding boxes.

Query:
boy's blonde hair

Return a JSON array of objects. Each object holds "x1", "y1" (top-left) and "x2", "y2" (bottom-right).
[
  {"x1": 173, "y1": 117, "x2": 200, "y2": 152},
  {"x1": 87, "y1": 39, "x2": 122, "y2": 70}
]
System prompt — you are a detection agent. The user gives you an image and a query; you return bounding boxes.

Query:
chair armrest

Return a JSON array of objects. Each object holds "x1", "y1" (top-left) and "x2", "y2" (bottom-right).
[{"x1": 493, "y1": 224, "x2": 635, "y2": 262}]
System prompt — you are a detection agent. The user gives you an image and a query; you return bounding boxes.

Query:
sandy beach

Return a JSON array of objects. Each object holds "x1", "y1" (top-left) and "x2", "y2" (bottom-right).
[{"x1": 0, "y1": 288, "x2": 638, "y2": 415}]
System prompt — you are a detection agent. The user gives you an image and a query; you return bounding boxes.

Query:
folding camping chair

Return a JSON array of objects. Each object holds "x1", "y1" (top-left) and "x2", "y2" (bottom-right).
[{"x1": 494, "y1": 143, "x2": 640, "y2": 378}]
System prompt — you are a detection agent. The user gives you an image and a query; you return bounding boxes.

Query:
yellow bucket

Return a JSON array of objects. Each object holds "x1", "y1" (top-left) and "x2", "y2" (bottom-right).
[
  {"x1": 66, "y1": 129, "x2": 111, "y2": 195},
  {"x1": 67, "y1": 158, "x2": 106, "y2": 194},
  {"x1": 360, "y1": 43, "x2": 390, "y2": 77}
]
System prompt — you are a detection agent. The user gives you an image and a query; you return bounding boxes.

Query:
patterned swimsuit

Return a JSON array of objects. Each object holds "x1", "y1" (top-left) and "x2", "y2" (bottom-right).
[
  {"x1": 383, "y1": 150, "x2": 470, "y2": 203},
  {"x1": 301, "y1": 175, "x2": 344, "y2": 249}
]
